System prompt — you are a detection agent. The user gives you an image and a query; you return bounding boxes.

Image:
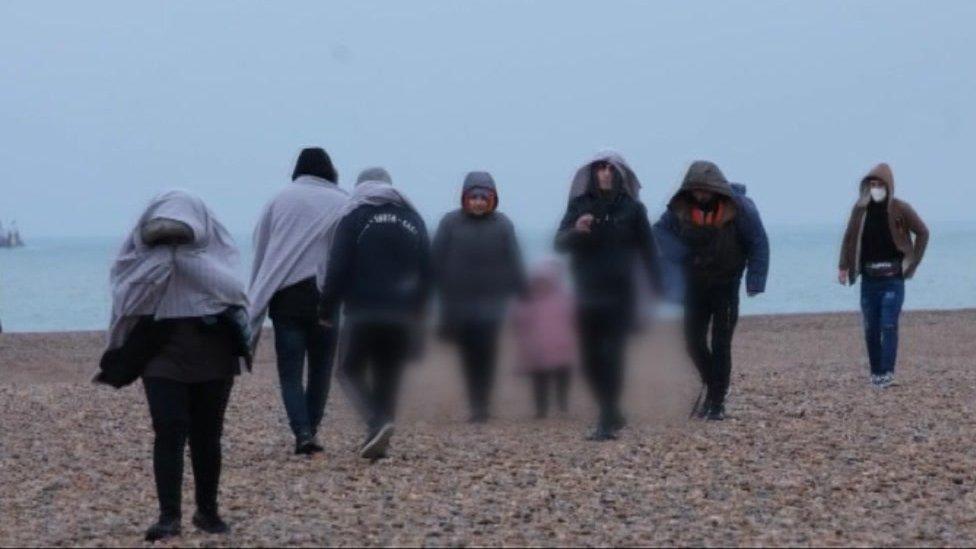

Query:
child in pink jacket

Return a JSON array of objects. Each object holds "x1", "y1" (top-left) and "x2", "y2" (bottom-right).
[{"x1": 511, "y1": 259, "x2": 576, "y2": 418}]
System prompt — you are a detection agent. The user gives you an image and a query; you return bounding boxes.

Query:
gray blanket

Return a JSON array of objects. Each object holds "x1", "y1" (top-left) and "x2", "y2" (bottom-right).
[
  {"x1": 247, "y1": 175, "x2": 349, "y2": 347},
  {"x1": 107, "y1": 189, "x2": 247, "y2": 350}
]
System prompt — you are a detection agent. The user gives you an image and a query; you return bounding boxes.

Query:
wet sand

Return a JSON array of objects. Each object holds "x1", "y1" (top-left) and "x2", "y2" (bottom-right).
[{"x1": 1, "y1": 309, "x2": 975, "y2": 547}]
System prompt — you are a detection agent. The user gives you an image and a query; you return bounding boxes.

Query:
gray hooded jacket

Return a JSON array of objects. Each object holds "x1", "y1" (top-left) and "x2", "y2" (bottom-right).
[{"x1": 432, "y1": 171, "x2": 526, "y2": 322}]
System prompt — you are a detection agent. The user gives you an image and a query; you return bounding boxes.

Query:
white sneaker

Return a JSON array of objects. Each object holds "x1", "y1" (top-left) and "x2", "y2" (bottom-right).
[
  {"x1": 880, "y1": 373, "x2": 895, "y2": 388},
  {"x1": 870, "y1": 374, "x2": 884, "y2": 387}
]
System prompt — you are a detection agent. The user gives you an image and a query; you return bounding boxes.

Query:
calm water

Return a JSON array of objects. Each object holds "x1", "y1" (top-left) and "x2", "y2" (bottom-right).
[{"x1": 1, "y1": 224, "x2": 974, "y2": 333}]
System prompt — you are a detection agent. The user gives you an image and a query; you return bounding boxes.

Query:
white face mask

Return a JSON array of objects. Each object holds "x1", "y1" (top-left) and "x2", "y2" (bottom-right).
[{"x1": 870, "y1": 187, "x2": 888, "y2": 203}]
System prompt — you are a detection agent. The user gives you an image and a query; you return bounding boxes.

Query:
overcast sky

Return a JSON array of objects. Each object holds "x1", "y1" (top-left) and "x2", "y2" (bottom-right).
[{"x1": 1, "y1": 0, "x2": 973, "y2": 238}]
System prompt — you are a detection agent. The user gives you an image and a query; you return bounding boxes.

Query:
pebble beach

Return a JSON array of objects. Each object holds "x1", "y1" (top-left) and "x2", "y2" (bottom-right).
[{"x1": 2, "y1": 309, "x2": 975, "y2": 547}]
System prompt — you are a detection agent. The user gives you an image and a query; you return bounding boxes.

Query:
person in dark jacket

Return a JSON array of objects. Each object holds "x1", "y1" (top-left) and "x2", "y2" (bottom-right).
[
  {"x1": 432, "y1": 171, "x2": 526, "y2": 423},
  {"x1": 838, "y1": 163, "x2": 928, "y2": 388},
  {"x1": 96, "y1": 190, "x2": 249, "y2": 542},
  {"x1": 654, "y1": 161, "x2": 769, "y2": 421},
  {"x1": 248, "y1": 147, "x2": 348, "y2": 455},
  {"x1": 555, "y1": 151, "x2": 662, "y2": 441},
  {"x1": 318, "y1": 168, "x2": 431, "y2": 459}
]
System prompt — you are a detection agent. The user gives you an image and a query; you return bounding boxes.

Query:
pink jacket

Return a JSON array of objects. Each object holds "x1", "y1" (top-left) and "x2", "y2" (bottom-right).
[{"x1": 511, "y1": 262, "x2": 576, "y2": 374}]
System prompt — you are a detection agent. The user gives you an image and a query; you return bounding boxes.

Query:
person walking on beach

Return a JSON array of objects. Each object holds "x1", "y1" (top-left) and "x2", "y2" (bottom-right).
[
  {"x1": 654, "y1": 161, "x2": 769, "y2": 421},
  {"x1": 248, "y1": 147, "x2": 348, "y2": 455},
  {"x1": 555, "y1": 151, "x2": 662, "y2": 441},
  {"x1": 511, "y1": 258, "x2": 576, "y2": 419},
  {"x1": 318, "y1": 168, "x2": 430, "y2": 459},
  {"x1": 838, "y1": 163, "x2": 928, "y2": 388},
  {"x1": 95, "y1": 190, "x2": 251, "y2": 541},
  {"x1": 432, "y1": 171, "x2": 526, "y2": 423}
]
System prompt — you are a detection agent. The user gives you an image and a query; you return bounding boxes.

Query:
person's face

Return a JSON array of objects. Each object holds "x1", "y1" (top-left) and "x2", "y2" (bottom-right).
[
  {"x1": 465, "y1": 191, "x2": 492, "y2": 216},
  {"x1": 595, "y1": 163, "x2": 615, "y2": 190},
  {"x1": 692, "y1": 190, "x2": 715, "y2": 204}
]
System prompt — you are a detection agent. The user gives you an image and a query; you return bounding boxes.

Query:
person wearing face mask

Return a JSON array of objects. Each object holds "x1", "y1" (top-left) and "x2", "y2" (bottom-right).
[
  {"x1": 839, "y1": 163, "x2": 929, "y2": 388},
  {"x1": 654, "y1": 161, "x2": 769, "y2": 422},
  {"x1": 432, "y1": 171, "x2": 526, "y2": 423},
  {"x1": 555, "y1": 151, "x2": 662, "y2": 441}
]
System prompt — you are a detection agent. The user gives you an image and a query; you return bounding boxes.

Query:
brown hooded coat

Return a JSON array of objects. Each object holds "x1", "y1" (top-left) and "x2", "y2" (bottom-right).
[{"x1": 839, "y1": 163, "x2": 929, "y2": 283}]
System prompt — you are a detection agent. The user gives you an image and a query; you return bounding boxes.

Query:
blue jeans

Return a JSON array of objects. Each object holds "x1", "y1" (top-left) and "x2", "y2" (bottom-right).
[
  {"x1": 272, "y1": 317, "x2": 338, "y2": 438},
  {"x1": 860, "y1": 277, "x2": 905, "y2": 376}
]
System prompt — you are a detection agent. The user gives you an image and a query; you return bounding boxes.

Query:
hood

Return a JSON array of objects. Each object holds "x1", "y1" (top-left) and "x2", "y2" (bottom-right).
[
  {"x1": 568, "y1": 150, "x2": 641, "y2": 200},
  {"x1": 461, "y1": 171, "x2": 499, "y2": 213},
  {"x1": 667, "y1": 161, "x2": 737, "y2": 225},
  {"x1": 357, "y1": 166, "x2": 393, "y2": 186},
  {"x1": 858, "y1": 163, "x2": 895, "y2": 206},
  {"x1": 340, "y1": 167, "x2": 416, "y2": 215},
  {"x1": 677, "y1": 160, "x2": 734, "y2": 198},
  {"x1": 293, "y1": 147, "x2": 337, "y2": 183}
]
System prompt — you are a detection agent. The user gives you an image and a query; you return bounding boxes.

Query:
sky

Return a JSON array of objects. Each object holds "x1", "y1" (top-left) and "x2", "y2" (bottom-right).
[{"x1": 1, "y1": 0, "x2": 974, "y2": 238}]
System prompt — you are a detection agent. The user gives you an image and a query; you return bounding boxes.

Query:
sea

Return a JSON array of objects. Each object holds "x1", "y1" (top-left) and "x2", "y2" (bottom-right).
[{"x1": 1, "y1": 224, "x2": 974, "y2": 333}]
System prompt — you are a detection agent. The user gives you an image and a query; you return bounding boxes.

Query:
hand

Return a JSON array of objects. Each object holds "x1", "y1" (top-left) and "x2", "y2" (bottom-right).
[
  {"x1": 837, "y1": 269, "x2": 848, "y2": 286},
  {"x1": 318, "y1": 318, "x2": 334, "y2": 329},
  {"x1": 575, "y1": 214, "x2": 595, "y2": 233},
  {"x1": 747, "y1": 290, "x2": 760, "y2": 298}
]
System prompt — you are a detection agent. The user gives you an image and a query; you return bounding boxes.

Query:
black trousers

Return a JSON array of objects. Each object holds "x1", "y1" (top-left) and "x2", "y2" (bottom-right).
[
  {"x1": 531, "y1": 370, "x2": 570, "y2": 417},
  {"x1": 339, "y1": 322, "x2": 410, "y2": 430},
  {"x1": 578, "y1": 308, "x2": 629, "y2": 425},
  {"x1": 143, "y1": 377, "x2": 234, "y2": 519},
  {"x1": 455, "y1": 320, "x2": 502, "y2": 418},
  {"x1": 684, "y1": 282, "x2": 740, "y2": 406}
]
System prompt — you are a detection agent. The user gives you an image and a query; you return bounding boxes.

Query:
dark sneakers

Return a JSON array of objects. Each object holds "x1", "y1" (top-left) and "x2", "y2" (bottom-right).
[
  {"x1": 192, "y1": 511, "x2": 230, "y2": 535},
  {"x1": 706, "y1": 402, "x2": 726, "y2": 421},
  {"x1": 295, "y1": 434, "x2": 324, "y2": 455},
  {"x1": 145, "y1": 515, "x2": 181, "y2": 542},
  {"x1": 360, "y1": 422, "x2": 394, "y2": 460},
  {"x1": 585, "y1": 425, "x2": 617, "y2": 442}
]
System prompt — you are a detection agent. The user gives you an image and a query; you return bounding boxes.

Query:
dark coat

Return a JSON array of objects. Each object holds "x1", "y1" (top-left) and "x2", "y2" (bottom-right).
[
  {"x1": 555, "y1": 181, "x2": 661, "y2": 320},
  {"x1": 654, "y1": 161, "x2": 770, "y2": 299},
  {"x1": 318, "y1": 202, "x2": 431, "y2": 322}
]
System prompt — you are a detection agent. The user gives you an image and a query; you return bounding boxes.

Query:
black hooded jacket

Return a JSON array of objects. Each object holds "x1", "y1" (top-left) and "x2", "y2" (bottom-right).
[{"x1": 555, "y1": 169, "x2": 661, "y2": 315}]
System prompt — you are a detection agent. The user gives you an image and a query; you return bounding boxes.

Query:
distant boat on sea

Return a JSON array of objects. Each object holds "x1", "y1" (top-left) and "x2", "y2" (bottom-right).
[{"x1": 0, "y1": 221, "x2": 25, "y2": 248}]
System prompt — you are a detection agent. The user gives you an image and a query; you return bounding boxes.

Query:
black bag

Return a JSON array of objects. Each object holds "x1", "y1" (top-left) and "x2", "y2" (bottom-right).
[{"x1": 863, "y1": 260, "x2": 902, "y2": 278}]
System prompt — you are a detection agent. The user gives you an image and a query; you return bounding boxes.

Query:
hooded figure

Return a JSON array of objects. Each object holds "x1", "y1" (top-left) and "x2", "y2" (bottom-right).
[
  {"x1": 319, "y1": 167, "x2": 430, "y2": 460},
  {"x1": 431, "y1": 171, "x2": 526, "y2": 423},
  {"x1": 95, "y1": 189, "x2": 247, "y2": 542},
  {"x1": 554, "y1": 150, "x2": 661, "y2": 441},
  {"x1": 101, "y1": 189, "x2": 249, "y2": 363},
  {"x1": 654, "y1": 161, "x2": 769, "y2": 421},
  {"x1": 839, "y1": 163, "x2": 929, "y2": 283},
  {"x1": 839, "y1": 163, "x2": 928, "y2": 387},
  {"x1": 247, "y1": 147, "x2": 349, "y2": 455},
  {"x1": 248, "y1": 148, "x2": 348, "y2": 347}
]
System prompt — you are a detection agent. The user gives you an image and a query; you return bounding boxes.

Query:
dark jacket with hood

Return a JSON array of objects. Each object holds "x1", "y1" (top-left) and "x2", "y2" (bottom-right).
[
  {"x1": 432, "y1": 171, "x2": 526, "y2": 323},
  {"x1": 555, "y1": 153, "x2": 662, "y2": 318},
  {"x1": 839, "y1": 163, "x2": 929, "y2": 284},
  {"x1": 654, "y1": 161, "x2": 769, "y2": 297},
  {"x1": 318, "y1": 169, "x2": 431, "y2": 323}
]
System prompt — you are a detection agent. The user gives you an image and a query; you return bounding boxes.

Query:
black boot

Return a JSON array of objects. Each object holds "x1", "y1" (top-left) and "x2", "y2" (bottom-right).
[
  {"x1": 145, "y1": 515, "x2": 181, "y2": 542},
  {"x1": 192, "y1": 511, "x2": 230, "y2": 535}
]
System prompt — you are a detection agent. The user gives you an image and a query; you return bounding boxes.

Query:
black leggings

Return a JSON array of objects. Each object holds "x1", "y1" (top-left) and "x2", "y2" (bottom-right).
[
  {"x1": 338, "y1": 322, "x2": 410, "y2": 431},
  {"x1": 684, "y1": 283, "x2": 740, "y2": 406},
  {"x1": 456, "y1": 320, "x2": 502, "y2": 418},
  {"x1": 578, "y1": 308, "x2": 628, "y2": 425},
  {"x1": 143, "y1": 377, "x2": 233, "y2": 519},
  {"x1": 531, "y1": 370, "x2": 570, "y2": 417}
]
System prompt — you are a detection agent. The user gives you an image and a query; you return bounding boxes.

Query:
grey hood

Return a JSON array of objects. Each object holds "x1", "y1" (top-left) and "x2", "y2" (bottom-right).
[
  {"x1": 340, "y1": 167, "x2": 416, "y2": 216},
  {"x1": 568, "y1": 150, "x2": 641, "y2": 200}
]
